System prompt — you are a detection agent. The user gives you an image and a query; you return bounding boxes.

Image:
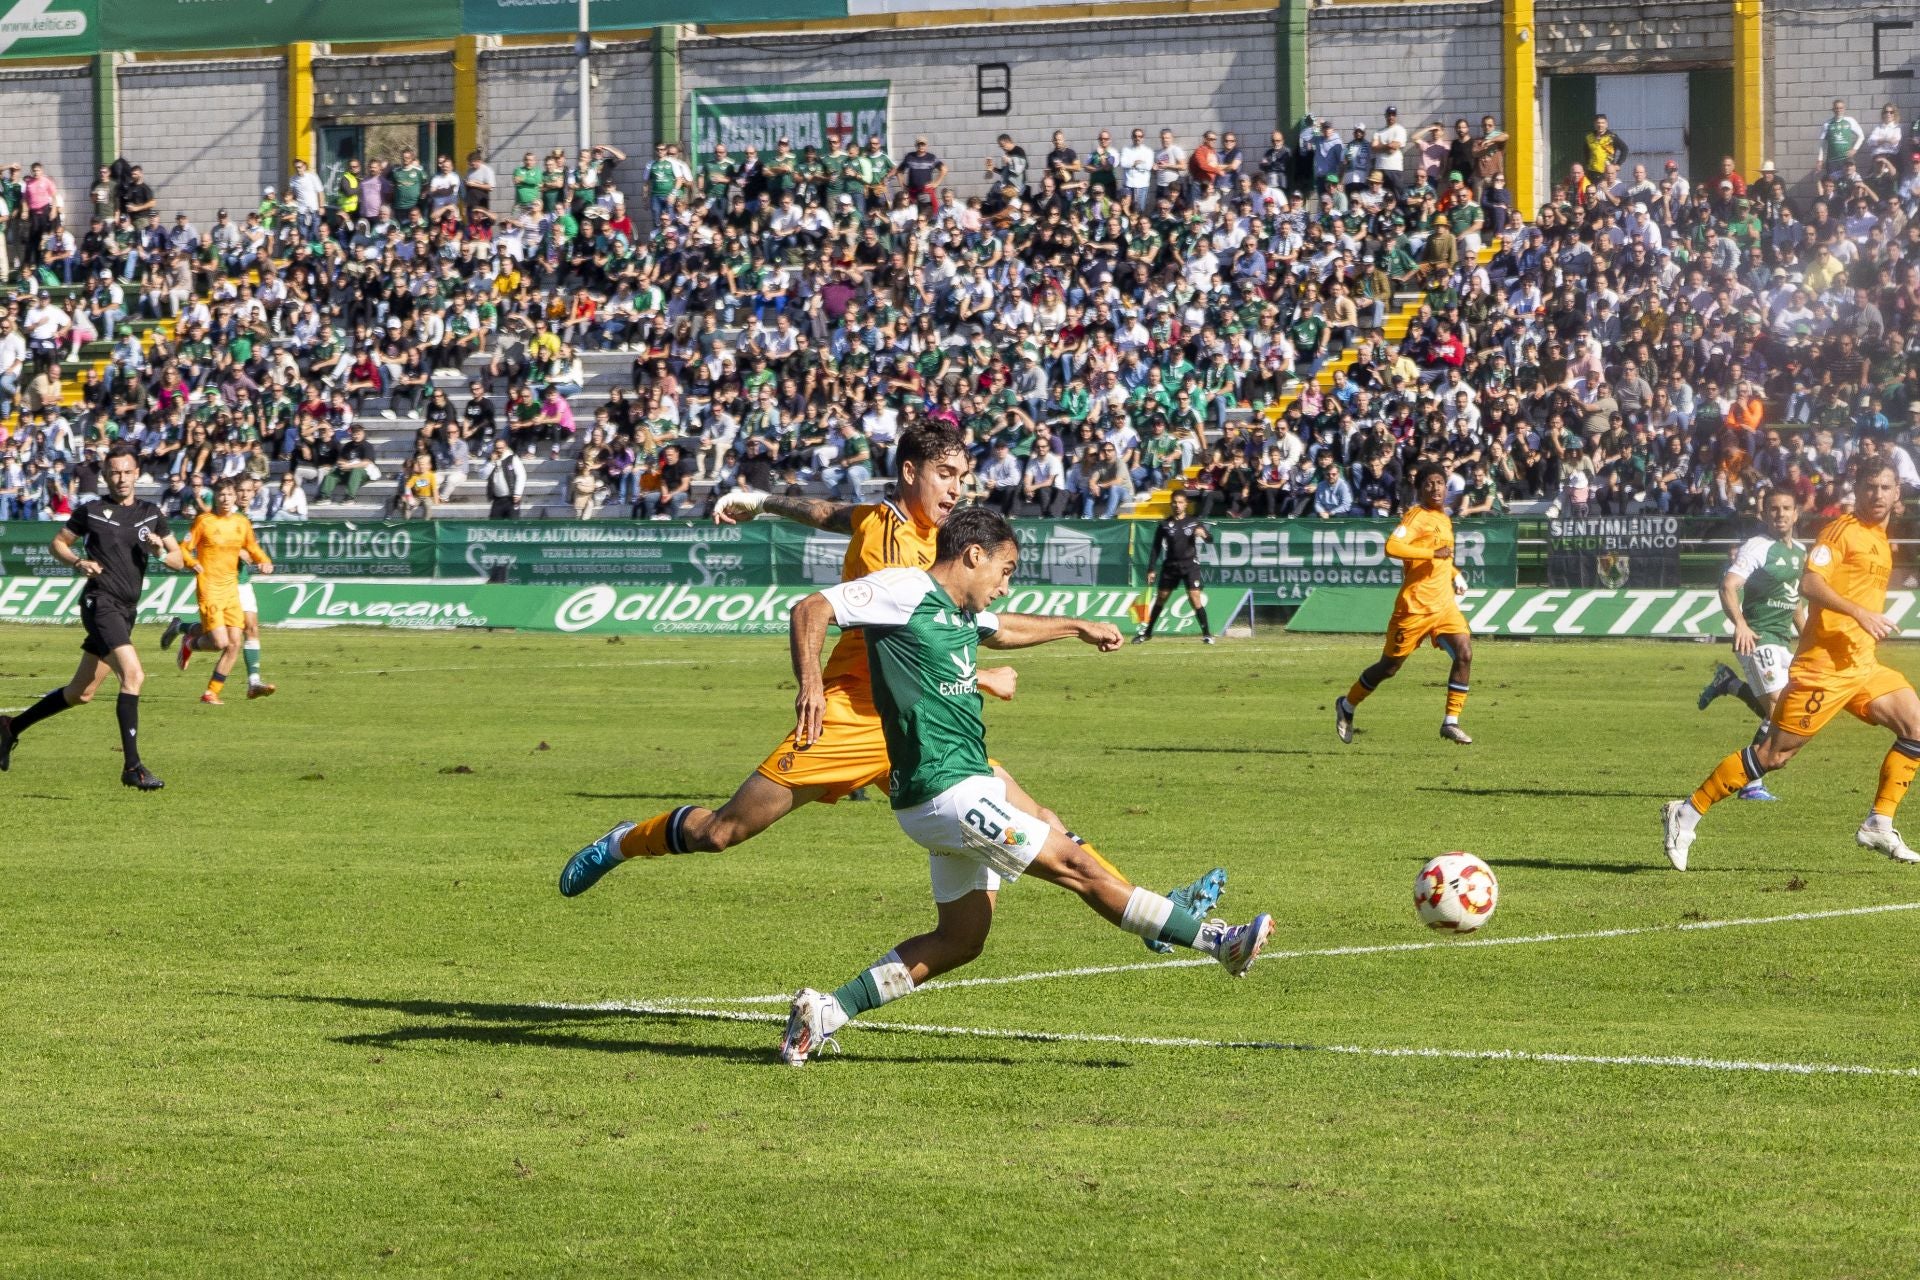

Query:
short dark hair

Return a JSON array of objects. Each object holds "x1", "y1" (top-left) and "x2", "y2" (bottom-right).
[
  {"x1": 895, "y1": 424, "x2": 968, "y2": 476},
  {"x1": 936, "y1": 504, "x2": 1017, "y2": 564},
  {"x1": 1759, "y1": 487, "x2": 1799, "y2": 507},
  {"x1": 1854, "y1": 456, "x2": 1898, "y2": 486},
  {"x1": 105, "y1": 444, "x2": 139, "y2": 465},
  {"x1": 1415, "y1": 462, "x2": 1449, "y2": 488}
]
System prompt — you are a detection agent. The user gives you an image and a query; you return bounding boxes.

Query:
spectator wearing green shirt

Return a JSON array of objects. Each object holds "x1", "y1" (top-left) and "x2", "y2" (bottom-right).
[
  {"x1": 646, "y1": 143, "x2": 682, "y2": 228},
  {"x1": 389, "y1": 149, "x2": 426, "y2": 217},
  {"x1": 825, "y1": 420, "x2": 871, "y2": 499},
  {"x1": 512, "y1": 152, "x2": 542, "y2": 215}
]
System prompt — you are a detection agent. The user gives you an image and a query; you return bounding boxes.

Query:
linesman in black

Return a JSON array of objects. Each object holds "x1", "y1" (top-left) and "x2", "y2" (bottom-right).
[
  {"x1": 0, "y1": 446, "x2": 187, "y2": 789},
  {"x1": 1134, "y1": 489, "x2": 1216, "y2": 645}
]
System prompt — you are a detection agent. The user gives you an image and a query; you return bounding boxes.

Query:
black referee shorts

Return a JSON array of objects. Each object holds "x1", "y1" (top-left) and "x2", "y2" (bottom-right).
[
  {"x1": 1157, "y1": 563, "x2": 1203, "y2": 593},
  {"x1": 80, "y1": 592, "x2": 136, "y2": 659}
]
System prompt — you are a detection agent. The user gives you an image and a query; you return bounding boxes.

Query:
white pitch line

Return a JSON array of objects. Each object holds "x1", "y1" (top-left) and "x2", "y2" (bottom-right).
[
  {"x1": 538, "y1": 999, "x2": 1920, "y2": 1080},
  {"x1": 639, "y1": 899, "x2": 1920, "y2": 1007}
]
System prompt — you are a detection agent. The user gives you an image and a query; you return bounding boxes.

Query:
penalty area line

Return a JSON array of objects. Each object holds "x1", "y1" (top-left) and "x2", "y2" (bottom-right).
[
  {"x1": 537, "y1": 999, "x2": 1920, "y2": 1080},
  {"x1": 642, "y1": 899, "x2": 1920, "y2": 1007}
]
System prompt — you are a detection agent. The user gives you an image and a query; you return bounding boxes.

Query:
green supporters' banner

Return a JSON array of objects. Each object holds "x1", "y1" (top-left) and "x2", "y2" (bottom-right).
[
  {"x1": 462, "y1": 0, "x2": 844, "y2": 36},
  {"x1": 0, "y1": 0, "x2": 97, "y2": 58},
  {"x1": 1291, "y1": 587, "x2": 1920, "y2": 639},
  {"x1": 98, "y1": 0, "x2": 460, "y2": 51},
  {"x1": 766, "y1": 520, "x2": 1140, "y2": 589},
  {"x1": 439, "y1": 520, "x2": 781, "y2": 585},
  {"x1": 253, "y1": 523, "x2": 440, "y2": 577},
  {"x1": 0, "y1": 575, "x2": 1248, "y2": 637},
  {"x1": 689, "y1": 81, "x2": 889, "y2": 164},
  {"x1": 1196, "y1": 519, "x2": 1519, "y2": 603},
  {"x1": 0, "y1": 523, "x2": 78, "y2": 576}
]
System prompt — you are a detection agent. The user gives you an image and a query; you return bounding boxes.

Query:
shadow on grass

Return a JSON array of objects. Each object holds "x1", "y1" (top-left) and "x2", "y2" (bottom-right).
[
  {"x1": 1416, "y1": 785, "x2": 1674, "y2": 799},
  {"x1": 568, "y1": 792, "x2": 706, "y2": 802},
  {"x1": 1109, "y1": 745, "x2": 1321, "y2": 757},
  {"x1": 250, "y1": 993, "x2": 1097, "y2": 1068}
]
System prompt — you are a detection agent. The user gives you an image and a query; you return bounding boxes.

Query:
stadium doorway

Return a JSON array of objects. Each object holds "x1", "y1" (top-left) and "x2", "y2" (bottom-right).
[
  {"x1": 1544, "y1": 68, "x2": 1736, "y2": 191},
  {"x1": 318, "y1": 120, "x2": 458, "y2": 196}
]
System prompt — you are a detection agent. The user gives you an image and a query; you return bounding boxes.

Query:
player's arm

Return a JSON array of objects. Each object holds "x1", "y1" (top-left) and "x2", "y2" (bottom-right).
[
  {"x1": 241, "y1": 523, "x2": 275, "y2": 575},
  {"x1": 1718, "y1": 568, "x2": 1755, "y2": 653},
  {"x1": 177, "y1": 517, "x2": 205, "y2": 572},
  {"x1": 1384, "y1": 522, "x2": 1436, "y2": 562},
  {"x1": 787, "y1": 593, "x2": 835, "y2": 747},
  {"x1": 1801, "y1": 551, "x2": 1897, "y2": 640},
  {"x1": 982, "y1": 613, "x2": 1123, "y2": 652},
  {"x1": 715, "y1": 491, "x2": 858, "y2": 533}
]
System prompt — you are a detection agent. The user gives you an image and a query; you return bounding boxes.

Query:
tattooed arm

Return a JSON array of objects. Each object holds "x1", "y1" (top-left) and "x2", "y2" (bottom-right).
[{"x1": 714, "y1": 488, "x2": 858, "y2": 532}]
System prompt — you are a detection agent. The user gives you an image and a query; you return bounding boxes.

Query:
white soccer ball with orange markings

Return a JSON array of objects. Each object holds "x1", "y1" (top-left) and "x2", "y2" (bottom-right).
[{"x1": 1414, "y1": 852, "x2": 1498, "y2": 932}]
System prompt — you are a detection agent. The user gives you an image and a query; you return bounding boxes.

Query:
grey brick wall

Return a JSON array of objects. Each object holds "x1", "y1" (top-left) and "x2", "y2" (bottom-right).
[
  {"x1": 120, "y1": 58, "x2": 283, "y2": 227},
  {"x1": 315, "y1": 53, "x2": 456, "y2": 122},
  {"x1": 1770, "y1": 0, "x2": 1920, "y2": 191},
  {"x1": 0, "y1": 67, "x2": 95, "y2": 222},
  {"x1": 683, "y1": 16, "x2": 1276, "y2": 200},
  {"x1": 479, "y1": 44, "x2": 653, "y2": 168},
  {"x1": 1306, "y1": 3, "x2": 1503, "y2": 136},
  {"x1": 1535, "y1": 0, "x2": 1731, "y2": 71}
]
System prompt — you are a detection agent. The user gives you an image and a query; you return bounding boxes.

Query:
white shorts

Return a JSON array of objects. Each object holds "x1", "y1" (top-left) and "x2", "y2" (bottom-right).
[
  {"x1": 237, "y1": 582, "x2": 258, "y2": 615},
  {"x1": 896, "y1": 775, "x2": 1050, "y2": 904},
  {"x1": 1738, "y1": 643, "x2": 1792, "y2": 697}
]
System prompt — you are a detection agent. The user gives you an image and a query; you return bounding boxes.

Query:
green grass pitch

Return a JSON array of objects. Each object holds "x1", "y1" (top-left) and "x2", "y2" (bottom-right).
[{"x1": 3, "y1": 623, "x2": 1919, "y2": 1276}]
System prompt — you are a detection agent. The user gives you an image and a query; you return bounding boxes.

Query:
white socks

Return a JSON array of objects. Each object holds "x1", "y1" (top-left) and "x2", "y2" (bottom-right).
[
  {"x1": 1676, "y1": 802, "x2": 1703, "y2": 834},
  {"x1": 867, "y1": 949, "x2": 915, "y2": 1003},
  {"x1": 1118, "y1": 886, "x2": 1174, "y2": 940}
]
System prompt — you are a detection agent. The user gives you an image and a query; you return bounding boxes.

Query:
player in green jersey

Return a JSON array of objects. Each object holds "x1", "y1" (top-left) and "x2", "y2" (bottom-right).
[
  {"x1": 776, "y1": 507, "x2": 1274, "y2": 1066},
  {"x1": 1699, "y1": 489, "x2": 1807, "y2": 801}
]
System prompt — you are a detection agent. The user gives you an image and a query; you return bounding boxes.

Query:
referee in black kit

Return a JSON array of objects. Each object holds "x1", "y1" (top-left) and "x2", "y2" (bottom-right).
[
  {"x1": 1133, "y1": 489, "x2": 1216, "y2": 645},
  {"x1": 0, "y1": 446, "x2": 186, "y2": 789}
]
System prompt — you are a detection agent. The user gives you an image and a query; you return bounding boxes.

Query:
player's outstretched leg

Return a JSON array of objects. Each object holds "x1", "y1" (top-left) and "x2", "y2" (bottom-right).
[
  {"x1": 1665, "y1": 729, "x2": 1806, "y2": 870},
  {"x1": 1144, "y1": 867, "x2": 1227, "y2": 955},
  {"x1": 160, "y1": 616, "x2": 187, "y2": 653},
  {"x1": 1337, "y1": 657, "x2": 1399, "y2": 744},
  {"x1": 992, "y1": 763, "x2": 1223, "y2": 954},
  {"x1": 1439, "y1": 634, "x2": 1473, "y2": 745},
  {"x1": 779, "y1": 831, "x2": 1273, "y2": 1066},
  {"x1": 1857, "y1": 691, "x2": 1920, "y2": 863},
  {"x1": 1135, "y1": 588, "x2": 1173, "y2": 642},
  {"x1": 559, "y1": 774, "x2": 812, "y2": 897}
]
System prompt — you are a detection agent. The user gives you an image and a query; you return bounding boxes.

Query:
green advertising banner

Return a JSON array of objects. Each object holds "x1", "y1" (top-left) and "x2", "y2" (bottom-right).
[
  {"x1": 0, "y1": 0, "x2": 97, "y2": 58},
  {"x1": 0, "y1": 575, "x2": 1248, "y2": 637},
  {"x1": 1290, "y1": 587, "x2": 1920, "y2": 639},
  {"x1": 461, "y1": 0, "x2": 843, "y2": 36},
  {"x1": 97, "y1": 0, "x2": 459, "y2": 51},
  {"x1": 689, "y1": 81, "x2": 890, "y2": 163},
  {"x1": 1196, "y1": 519, "x2": 1518, "y2": 603}
]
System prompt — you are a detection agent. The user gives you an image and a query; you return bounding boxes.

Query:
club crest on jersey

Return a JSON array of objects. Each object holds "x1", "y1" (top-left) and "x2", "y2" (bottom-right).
[{"x1": 776, "y1": 752, "x2": 796, "y2": 772}]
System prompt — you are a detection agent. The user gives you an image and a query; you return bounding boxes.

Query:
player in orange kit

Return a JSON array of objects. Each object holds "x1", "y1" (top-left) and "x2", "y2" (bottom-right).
[
  {"x1": 557, "y1": 424, "x2": 1225, "y2": 942},
  {"x1": 1664, "y1": 459, "x2": 1920, "y2": 870},
  {"x1": 1335, "y1": 463, "x2": 1475, "y2": 745},
  {"x1": 167, "y1": 478, "x2": 274, "y2": 705}
]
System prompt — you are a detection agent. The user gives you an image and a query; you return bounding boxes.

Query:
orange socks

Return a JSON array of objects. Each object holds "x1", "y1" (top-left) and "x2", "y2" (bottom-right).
[
  {"x1": 1445, "y1": 683, "x2": 1469, "y2": 720},
  {"x1": 1691, "y1": 747, "x2": 1762, "y2": 814},
  {"x1": 619, "y1": 807, "x2": 699, "y2": 859},
  {"x1": 1345, "y1": 679, "x2": 1374, "y2": 708},
  {"x1": 1872, "y1": 740, "x2": 1920, "y2": 818}
]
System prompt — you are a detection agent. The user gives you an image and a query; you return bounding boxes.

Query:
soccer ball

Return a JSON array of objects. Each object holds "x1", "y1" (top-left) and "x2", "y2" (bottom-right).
[{"x1": 1414, "y1": 853, "x2": 1498, "y2": 932}]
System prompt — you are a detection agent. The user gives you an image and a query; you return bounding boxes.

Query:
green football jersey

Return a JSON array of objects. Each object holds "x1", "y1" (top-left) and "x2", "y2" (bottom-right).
[
  {"x1": 1730, "y1": 535, "x2": 1806, "y2": 646},
  {"x1": 820, "y1": 568, "x2": 1001, "y2": 810}
]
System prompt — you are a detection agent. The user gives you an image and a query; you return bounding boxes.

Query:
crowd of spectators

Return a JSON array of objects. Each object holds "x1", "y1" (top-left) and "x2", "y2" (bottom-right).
[{"x1": 0, "y1": 93, "x2": 1917, "y2": 526}]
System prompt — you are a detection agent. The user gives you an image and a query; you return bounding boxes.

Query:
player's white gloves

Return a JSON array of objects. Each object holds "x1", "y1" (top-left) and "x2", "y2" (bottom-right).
[{"x1": 713, "y1": 489, "x2": 771, "y2": 525}]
